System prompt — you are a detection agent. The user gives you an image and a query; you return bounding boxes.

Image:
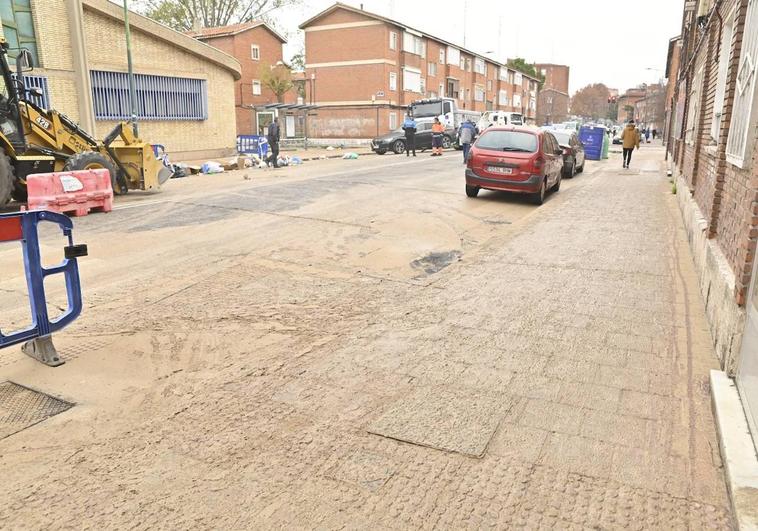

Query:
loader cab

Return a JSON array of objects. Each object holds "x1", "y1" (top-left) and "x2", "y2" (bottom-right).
[{"x1": 0, "y1": 44, "x2": 31, "y2": 152}]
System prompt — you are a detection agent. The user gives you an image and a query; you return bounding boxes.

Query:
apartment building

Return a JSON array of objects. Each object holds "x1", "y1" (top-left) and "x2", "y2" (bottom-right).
[
  {"x1": 616, "y1": 86, "x2": 648, "y2": 122},
  {"x1": 0, "y1": 0, "x2": 240, "y2": 160},
  {"x1": 535, "y1": 63, "x2": 569, "y2": 93},
  {"x1": 187, "y1": 21, "x2": 293, "y2": 136},
  {"x1": 299, "y1": 2, "x2": 539, "y2": 141},
  {"x1": 666, "y1": 0, "x2": 758, "y2": 448},
  {"x1": 536, "y1": 88, "x2": 569, "y2": 125}
]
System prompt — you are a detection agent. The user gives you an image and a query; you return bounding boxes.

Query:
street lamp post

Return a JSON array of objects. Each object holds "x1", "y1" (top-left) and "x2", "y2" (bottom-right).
[{"x1": 123, "y1": 0, "x2": 138, "y2": 136}]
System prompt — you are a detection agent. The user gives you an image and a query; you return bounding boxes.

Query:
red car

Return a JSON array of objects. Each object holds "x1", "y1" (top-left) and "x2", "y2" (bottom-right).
[{"x1": 465, "y1": 126, "x2": 563, "y2": 205}]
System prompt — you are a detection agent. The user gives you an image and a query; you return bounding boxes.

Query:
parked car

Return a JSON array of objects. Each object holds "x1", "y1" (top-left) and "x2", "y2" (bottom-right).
[
  {"x1": 370, "y1": 122, "x2": 453, "y2": 154},
  {"x1": 465, "y1": 126, "x2": 563, "y2": 205},
  {"x1": 548, "y1": 129, "x2": 586, "y2": 177}
]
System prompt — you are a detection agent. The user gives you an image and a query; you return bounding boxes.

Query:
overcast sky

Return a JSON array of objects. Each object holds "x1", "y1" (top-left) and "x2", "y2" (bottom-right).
[{"x1": 273, "y1": 0, "x2": 684, "y2": 94}]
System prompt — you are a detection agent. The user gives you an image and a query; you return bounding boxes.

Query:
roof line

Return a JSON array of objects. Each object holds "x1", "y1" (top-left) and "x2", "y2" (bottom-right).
[
  {"x1": 299, "y1": 2, "x2": 540, "y2": 81},
  {"x1": 188, "y1": 21, "x2": 287, "y2": 43},
  {"x1": 83, "y1": 0, "x2": 241, "y2": 80}
]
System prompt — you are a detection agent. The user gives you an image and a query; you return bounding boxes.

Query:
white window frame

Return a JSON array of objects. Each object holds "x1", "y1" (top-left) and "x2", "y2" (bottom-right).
[
  {"x1": 712, "y1": 9, "x2": 735, "y2": 141},
  {"x1": 439, "y1": 83, "x2": 444, "y2": 97},
  {"x1": 389, "y1": 71, "x2": 397, "y2": 91},
  {"x1": 402, "y1": 31, "x2": 425, "y2": 57},
  {"x1": 447, "y1": 46, "x2": 460, "y2": 66},
  {"x1": 389, "y1": 112, "x2": 397, "y2": 130},
  {"x1": 514, "y1": 93, "x2": 522, "y2": 108},
  {"x1": 514, "y1": 72, "x2": 523, "y2": 85},
  {"x1": 474, "y1": 85, "x2": 485, "y2": 102},
  {"x1": 420, "y1": 76, "x2": 426, "y2": 94},
  {"x1": 402, "y1": 67, "x2": 422, "y2": 93},
  {"x1": 487, "y1": 79, "x2": 493, "y2": 91},
  {"x1": 499, "y1": 89, "x2": 508, "y2": 106},
  {"x1": 474, "y1": 58, "x2": 486, "y2": 75},
  {"x1": 390, "y1": 31, "x2": 398, "y2": 50},
  {"x1": 428, "y1": 61, "x2": 436, "y2": 77},
  {"x1": 726, "y1": 0, "x2": 758, "y2": 167},
  {"x1": 499, "y1": 67, "x2": 508, "y2": 81},
  {"x1": 251, "y1": 45, "x2": 260, "y2": 61},
  {"x1": 252, "y1": 79, "x2": 262, "y2": 95}
]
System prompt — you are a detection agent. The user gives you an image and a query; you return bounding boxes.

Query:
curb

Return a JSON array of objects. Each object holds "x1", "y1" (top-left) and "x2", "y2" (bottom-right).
[{"x1": 710, "y1": 370, "x2": 758, "y2": 530}]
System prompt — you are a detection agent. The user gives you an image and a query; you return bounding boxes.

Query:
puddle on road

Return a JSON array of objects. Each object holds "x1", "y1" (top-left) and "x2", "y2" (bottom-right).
[{"x1": 410, "y1": 250, "x2": 462, "y2": 275}]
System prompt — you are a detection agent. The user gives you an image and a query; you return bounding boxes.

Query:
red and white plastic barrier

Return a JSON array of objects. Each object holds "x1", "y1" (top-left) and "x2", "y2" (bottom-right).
[{"x1": 25, "y1": 169, "x2": 113, "y2": 217}]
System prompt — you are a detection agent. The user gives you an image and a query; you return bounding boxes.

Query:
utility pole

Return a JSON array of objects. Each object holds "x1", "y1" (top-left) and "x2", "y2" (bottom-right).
[
  {"x1": 123, "y1": 0, "x2": 138, "y2": 136},
  {"x1": 463, "y1": 0, "x2": 468, "y2": 48}
]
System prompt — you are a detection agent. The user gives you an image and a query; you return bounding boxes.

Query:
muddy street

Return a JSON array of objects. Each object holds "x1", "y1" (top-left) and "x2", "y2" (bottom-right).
[{"x1": 0, "y1": 148, "x2": 731, "y2": 528}]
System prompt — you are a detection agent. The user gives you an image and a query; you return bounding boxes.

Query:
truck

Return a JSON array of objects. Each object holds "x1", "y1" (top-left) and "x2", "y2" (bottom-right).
[
  {"x1": 409, "y1": 97, "x2": 481, "y2": 130},
  {"x1": 476, "y1": 111, "x2": 524, "y2": 132}
]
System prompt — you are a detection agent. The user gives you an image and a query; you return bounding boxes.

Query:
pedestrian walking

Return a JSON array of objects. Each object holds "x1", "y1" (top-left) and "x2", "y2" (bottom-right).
[
  {"x1": 267, "y1": 118, "x2": 281, "y2": 168},
  {"x1": 652, "y1": 128, "x2": 658, "y2": 140},
  {"x1": 458, "y1": 120, "x2": 476, "y2": 163},
  {"x1": 402, "y1": 113, "x2": 417, "y2": 157},
  {"x1": 621, "y1": 119, "x2": 640, "y2": 169},
  {"x1": 645, "y1": 128, "x2": 651, "y2": 143},
  {"x1": 431, "y1": 117, "x2": 445, "y2": 156}
]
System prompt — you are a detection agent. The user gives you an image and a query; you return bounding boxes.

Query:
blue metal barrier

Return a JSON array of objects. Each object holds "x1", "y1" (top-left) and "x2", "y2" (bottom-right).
[
  {"x1": 0, "y1": 210, "x2": 88, "y2": 366},
  {"x1": 237, "y1": 135, "x2": 269, "y2": 158}
]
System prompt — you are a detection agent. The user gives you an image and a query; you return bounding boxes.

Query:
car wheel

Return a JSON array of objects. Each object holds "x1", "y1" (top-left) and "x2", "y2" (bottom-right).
[
  {"x1": 563, "y1": 159, "x2": 575, "y2": 178},
  {"x1": 465, "y1": 184, "x2": 479, "y2": 198},
  {"x1": 442, "y1": 135, "x2": 452, "y2": 149},
  {"x1": 577, "y1": 161, "x2": 584, "y2": 173},
  {"x1": 392, "y1": 140, "x2": 405, "y2": 154},
  {"x1": 375, "y1": 149, "x2": 387, "y2": 155},
  {"x1": 532, "y1": 178, "x2": 546, "y2": 205}
]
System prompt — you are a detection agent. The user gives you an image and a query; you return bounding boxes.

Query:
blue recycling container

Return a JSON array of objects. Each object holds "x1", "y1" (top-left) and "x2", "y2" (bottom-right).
[
  {"x1": 579, "y1": 125, "x2": 606, "y2": 161},
  {"x1": 236, "y1": 135, "x2": 269, "y2": 158}
]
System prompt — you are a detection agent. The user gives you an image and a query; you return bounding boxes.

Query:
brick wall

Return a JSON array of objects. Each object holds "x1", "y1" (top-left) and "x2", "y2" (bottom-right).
[
  {"x1": 668, "y1": 0, "x2": 758, "y2": 368},
  {"x1": 535, "y1": 64, "x2": 569, "y2": 93}
]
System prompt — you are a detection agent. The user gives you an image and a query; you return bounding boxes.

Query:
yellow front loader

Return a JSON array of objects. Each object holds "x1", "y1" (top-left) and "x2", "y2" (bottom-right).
[{"x1": 0, "y1": 42, "x2": 171, "y2": 205}]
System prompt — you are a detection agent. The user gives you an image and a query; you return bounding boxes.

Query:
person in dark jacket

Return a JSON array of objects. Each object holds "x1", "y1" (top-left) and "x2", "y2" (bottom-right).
[
  {"x1": 402, "y1": 113, "x2": 417, "y2": 157},
  {"x1": 267, "y1": 118, "x2": 281, "y2": 168},
  {"x1": 458, "y1": 120, "x2": 476, "y2": 163}
]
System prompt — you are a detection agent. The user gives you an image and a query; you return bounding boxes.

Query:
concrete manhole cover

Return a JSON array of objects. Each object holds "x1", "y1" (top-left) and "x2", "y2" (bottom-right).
[
  {"x1": 0, "y1": 382, "x2": 73, "y2": 439},
  {"x1": 368, "y1": 388, "x2": 505, "y2": 457}
]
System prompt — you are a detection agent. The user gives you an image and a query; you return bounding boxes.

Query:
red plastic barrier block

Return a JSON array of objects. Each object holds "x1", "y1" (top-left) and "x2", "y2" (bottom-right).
[
  {"x1": 25, "y1": 169, "x2": 113, "y2": 217},
  {"x1": 0, "y1": 216, "x2": 22, "y2": 242}
]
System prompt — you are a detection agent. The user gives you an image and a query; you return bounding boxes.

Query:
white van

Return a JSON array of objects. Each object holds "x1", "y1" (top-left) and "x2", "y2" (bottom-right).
[{"x1": 476, "y1": 111, "x2": 524, "y2": 132}]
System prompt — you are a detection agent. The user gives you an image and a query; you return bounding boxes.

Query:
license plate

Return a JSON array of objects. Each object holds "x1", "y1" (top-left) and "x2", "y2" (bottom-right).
[{"x1": 487, "y1": 166, "x2": 512, "y2": 175}]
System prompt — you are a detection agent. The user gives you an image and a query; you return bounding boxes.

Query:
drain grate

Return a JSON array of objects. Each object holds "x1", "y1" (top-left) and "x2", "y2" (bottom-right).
[{"x1": 0, "y1": 381, "x2": 73, "y2": 439}]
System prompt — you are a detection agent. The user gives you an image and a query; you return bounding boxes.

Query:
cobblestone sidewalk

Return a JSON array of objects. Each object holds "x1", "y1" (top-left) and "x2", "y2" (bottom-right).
[{"x1": 0, "y1": 147, "x2": 731, "y2": 529}]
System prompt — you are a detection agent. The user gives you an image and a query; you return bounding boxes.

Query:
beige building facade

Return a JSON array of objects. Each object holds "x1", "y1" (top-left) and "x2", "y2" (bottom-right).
[{"x1": 0, "y1": 0, "x2": 241, "y2": 160}]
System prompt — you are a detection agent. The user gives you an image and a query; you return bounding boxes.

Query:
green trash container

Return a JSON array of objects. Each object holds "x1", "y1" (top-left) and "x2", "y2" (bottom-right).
[{"x1": 602, "y1": 130, "x2": 610, "y2": 159}]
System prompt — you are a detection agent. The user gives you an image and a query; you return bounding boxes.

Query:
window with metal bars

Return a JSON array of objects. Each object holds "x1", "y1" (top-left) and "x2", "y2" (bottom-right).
[
  {"x1": 90, "y1": 70, "x2": 208, "y2": 121},
  {"x1": 11, "y1": 73, "x2": 50, "y2": 108}
]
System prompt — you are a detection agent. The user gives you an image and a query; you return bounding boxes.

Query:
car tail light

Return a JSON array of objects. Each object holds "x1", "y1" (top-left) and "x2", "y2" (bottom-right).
[{"x1": 533, "y1": 156, "x2": 545, "y2": 170}]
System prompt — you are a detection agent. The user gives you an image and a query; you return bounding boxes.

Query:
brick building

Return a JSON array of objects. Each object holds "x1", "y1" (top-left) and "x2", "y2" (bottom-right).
[
  {"x1": 665, "y1": 0, "x2": 758, "y2": 443},
  {"x1": 536, "y1": 88, "x2": 569, "y2": 126},
  {"x1": 187, "y1": 21, "x2": 294, "y2": 137},
  {"x1": 299, "y1": 3, "x2": 539, "y2": 142},
  {"x1": 0, "y1": 0, "x2": 241, "y2": 160},
  {"x1": 616, "y1": 86, "x2": 648, "y2": 122},
  {"x1": 535, "y1": 63, "x2": 569, "y2": 93}
]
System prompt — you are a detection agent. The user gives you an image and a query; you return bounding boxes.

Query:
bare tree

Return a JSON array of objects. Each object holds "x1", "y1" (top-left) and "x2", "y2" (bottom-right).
[
  {"x1": 135, "y1": 0, "x2": 301, "y2": 31},
  {"x1": 570, "y1": 83, "x2": 611, "y2": 121}
]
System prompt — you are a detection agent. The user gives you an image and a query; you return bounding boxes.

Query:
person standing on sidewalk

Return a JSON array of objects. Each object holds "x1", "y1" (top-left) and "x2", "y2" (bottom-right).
[
  {"x1": 267, "y1": 118, "x2": 281, "y2": 169},
  {"x1": 402, "y1": 113, "x2": 417, "y2": 157},
  {"x1": 621, "y1": 119, "x2": 640, "y2": 169},
  {"x1": 431, "y1": 118, "x2": 445, "y2": 156},
  {"x1": 458, "y1": 120, "x2": 476, "y2": 163}
]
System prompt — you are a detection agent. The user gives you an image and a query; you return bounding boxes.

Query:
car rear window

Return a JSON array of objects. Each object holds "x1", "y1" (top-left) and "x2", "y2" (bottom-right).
[
  {"x1": 475, "y1": 131, "x2": 538, "y2": 152},
  {"x1": 551, "y1": 131, "x2": 572, "y2": 145}
]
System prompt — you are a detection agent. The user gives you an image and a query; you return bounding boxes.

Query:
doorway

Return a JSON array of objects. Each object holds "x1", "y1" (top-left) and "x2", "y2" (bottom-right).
[
  {"x1": 737, "y1": 255, "x2": 758, "y2": 449},
  {"x1": 256, "y1": 111, "x2": 275, "y2": 136}
]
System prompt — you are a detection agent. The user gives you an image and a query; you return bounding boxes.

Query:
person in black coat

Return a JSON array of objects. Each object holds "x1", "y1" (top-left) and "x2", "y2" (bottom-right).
[{"x1": 267, "y1": 118, "x2": 281, "y2": 168}]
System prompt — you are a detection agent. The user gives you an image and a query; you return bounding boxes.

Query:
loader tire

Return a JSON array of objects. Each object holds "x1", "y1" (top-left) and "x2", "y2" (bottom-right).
[
  {"x1": 64, "y1": 151, "x2": 121, "y2": 195},
  {"x1": 0, "y1": 154, "x2": 14, "y2": 205}
]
